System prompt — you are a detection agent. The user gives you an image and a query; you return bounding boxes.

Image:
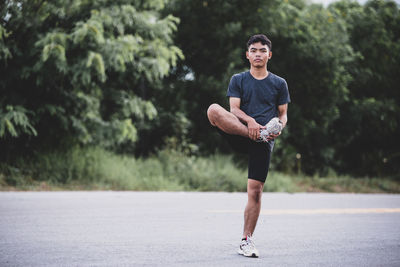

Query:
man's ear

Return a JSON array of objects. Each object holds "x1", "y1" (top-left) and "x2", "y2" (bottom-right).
[
  {"x1": 269, "y1": 51, "x2": 272, "y2": 59},
  {"x1": 246, "y1": 51, "x2": 249, "y2": 59}
]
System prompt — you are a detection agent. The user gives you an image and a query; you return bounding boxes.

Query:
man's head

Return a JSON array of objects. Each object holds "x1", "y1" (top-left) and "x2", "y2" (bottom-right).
[
  {"x1": 246, "y1": 34, "x2": 272, "y2": 69},
  {"x1": 246, "y1": 34, "x2": 272, "y2": 51}
]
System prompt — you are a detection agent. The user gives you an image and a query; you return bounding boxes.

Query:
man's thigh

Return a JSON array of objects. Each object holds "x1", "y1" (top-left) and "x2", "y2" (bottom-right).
[{"x1": 247, "y1": 141, "x2": 274, "y2": 183}]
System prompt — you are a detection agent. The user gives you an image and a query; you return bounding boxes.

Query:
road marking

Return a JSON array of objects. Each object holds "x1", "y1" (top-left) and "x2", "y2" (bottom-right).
[{"x1": 208, "y1": 208, "x2": 400, "y2": 215}]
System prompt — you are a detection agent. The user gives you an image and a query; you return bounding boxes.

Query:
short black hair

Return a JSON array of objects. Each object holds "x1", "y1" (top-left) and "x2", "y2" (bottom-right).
[{"x1": 247, "y1": 34, "x2": 272, "y2": 51}]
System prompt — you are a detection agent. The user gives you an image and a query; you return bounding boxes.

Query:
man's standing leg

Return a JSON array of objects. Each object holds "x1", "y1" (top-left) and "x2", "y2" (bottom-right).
[
  {"x1": 209, "y1": 103, "x2": 264, "y2": 258},
  {"x1": 243, "y1": 179, "x2": 264, "y2": 238},
  {"x1": 237, "y1": 179, "x2": 263, "y2": 257}
]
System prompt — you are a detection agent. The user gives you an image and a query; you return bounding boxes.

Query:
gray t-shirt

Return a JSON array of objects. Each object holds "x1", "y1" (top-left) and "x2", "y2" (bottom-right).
[{"x1": 227, "y1": 71, "x2": 290, "y2": 125}]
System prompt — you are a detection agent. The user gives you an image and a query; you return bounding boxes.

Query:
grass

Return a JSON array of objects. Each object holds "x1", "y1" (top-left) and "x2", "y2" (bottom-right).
[{"x1": 1, "y1": 146, "x2": 399, "y2": 193}]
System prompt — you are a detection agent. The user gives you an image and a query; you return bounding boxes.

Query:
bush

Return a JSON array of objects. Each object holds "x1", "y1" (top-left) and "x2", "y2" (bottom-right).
[
  {"x1": 0, "y1": 146, "x2": 248, "y2": 191},
  {"x1": 1, "y1": 146, "x2": 399, "y2": 193}
]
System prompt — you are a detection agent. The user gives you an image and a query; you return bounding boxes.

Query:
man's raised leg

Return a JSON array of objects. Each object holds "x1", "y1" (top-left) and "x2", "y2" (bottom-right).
[{"x1": 207, "y1": 104, "x2": 248, "y2": 138}]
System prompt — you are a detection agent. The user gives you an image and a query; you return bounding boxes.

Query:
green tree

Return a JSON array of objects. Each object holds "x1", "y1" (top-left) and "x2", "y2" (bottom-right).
[
  {"x1": 329, "y1": 0, "x2": 400, "y2": 177},
  {"x1": 0, "y1": 0, "x2": 182, "y2": 158},
  {"x1": 264, "y1": 1, "x2": 355, "y2": 175}
]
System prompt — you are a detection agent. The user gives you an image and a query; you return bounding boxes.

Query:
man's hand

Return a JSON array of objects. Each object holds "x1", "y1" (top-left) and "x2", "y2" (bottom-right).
[
  {"x1": 260, "y1": 117, "x2": 283, "y2": 142},
  {"x1": 266, "y1": 131, "x2": 281, "y2": 141},
  {"x1": 247, "y1": 119, "x2": 264, "y2": 141}
]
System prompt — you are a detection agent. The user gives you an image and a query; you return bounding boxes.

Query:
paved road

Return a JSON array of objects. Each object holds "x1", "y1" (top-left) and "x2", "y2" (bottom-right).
[{"x1": 1, "y1": 192, "x2": 400, "y2": 266}]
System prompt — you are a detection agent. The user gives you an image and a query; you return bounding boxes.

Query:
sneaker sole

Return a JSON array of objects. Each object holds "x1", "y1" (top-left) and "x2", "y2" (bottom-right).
[{"x1": 237, "y1": 249, "x2": 259, "y2": 258}]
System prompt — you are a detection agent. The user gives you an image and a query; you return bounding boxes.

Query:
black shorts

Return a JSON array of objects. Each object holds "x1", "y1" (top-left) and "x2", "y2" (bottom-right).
[{"x1": 217, "y1": 128, "x2": 274, "y2": 183}]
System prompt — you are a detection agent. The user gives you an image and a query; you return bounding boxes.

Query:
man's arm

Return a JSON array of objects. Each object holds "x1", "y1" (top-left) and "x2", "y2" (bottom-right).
[
  {"x1": 277, "y1": 103, "x2": 288, "y2": 128},
  {"x1": 268, "y1": 103, "x2": 288, "y2": 140},
  {"x1": 229, "y1": 97, "x2": 263, "y2": 140}
]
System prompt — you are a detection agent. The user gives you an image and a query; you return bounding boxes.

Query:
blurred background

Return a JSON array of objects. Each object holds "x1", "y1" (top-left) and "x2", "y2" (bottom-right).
[{"x1": 1, "y1": 0, "x2": 399, "y2": 192}]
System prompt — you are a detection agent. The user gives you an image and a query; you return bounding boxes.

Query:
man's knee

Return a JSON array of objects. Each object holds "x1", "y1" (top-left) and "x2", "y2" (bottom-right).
[
  {"x1": 207, "y1": 103, "x2": 221, "y2": 117},
  {"x1": 249, "y1": 189, "x2": 263, "y2": 203},
  {"x1": 207, "y1": 103, "x2": 222, "y2": 125},
  {"x1": 248, "y1": 181, "x2": 264, "y2": 203}
]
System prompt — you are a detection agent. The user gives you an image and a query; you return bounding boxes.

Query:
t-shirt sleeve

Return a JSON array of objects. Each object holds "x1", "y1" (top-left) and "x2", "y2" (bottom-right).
[
  {"x1": 227, "y1": 75, "x2": 241, "y2": 98},
  {"x1": 278, "y1": 79, "x2": 291, "y2": 105}
]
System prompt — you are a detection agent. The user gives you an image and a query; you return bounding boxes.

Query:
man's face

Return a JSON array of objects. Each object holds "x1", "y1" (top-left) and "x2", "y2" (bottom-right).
[{"x1": 246, "y1": 42, "x2": 272, "y2": 68}]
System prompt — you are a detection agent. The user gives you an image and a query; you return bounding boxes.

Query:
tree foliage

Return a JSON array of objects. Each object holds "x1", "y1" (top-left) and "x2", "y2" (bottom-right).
[
  {"x1": 1, "y1": 0, "x2": 399, "y2": 178},
  {"x1": 329, "y1": 0, "x2": 400, "y2": 176},
  {"x1": 0, "y1": 0, "x2": 182, "y2": 154}
]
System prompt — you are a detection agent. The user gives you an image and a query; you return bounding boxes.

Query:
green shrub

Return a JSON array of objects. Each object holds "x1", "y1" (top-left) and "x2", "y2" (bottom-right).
[{"x1": 1, "y1": 146, "x2": 399, "y2": 193}]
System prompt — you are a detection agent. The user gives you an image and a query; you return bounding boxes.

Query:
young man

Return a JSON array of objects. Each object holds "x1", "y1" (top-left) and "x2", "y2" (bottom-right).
[{"x1": 207, "y1": 34, "x2": 290, "y2": 258}]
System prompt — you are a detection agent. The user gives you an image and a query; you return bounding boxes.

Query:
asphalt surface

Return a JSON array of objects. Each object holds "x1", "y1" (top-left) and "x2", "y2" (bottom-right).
[{"x1": 1, "y1": 192, "x2": 400, "y2": 267}]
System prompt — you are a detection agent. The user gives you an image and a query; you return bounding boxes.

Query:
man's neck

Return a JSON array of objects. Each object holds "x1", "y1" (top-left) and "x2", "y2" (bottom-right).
[{"x1": 250, "y1": 67, "x2": 269, "y2": 80}]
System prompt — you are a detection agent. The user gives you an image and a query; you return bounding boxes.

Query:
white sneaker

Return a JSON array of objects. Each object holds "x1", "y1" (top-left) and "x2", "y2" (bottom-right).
[
  {"x1": 258, "y1": 117, "x2": 283, "y2": 142},
  {"x1": 237, "y1": 235, "x2": 259, "y2": 258}
]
